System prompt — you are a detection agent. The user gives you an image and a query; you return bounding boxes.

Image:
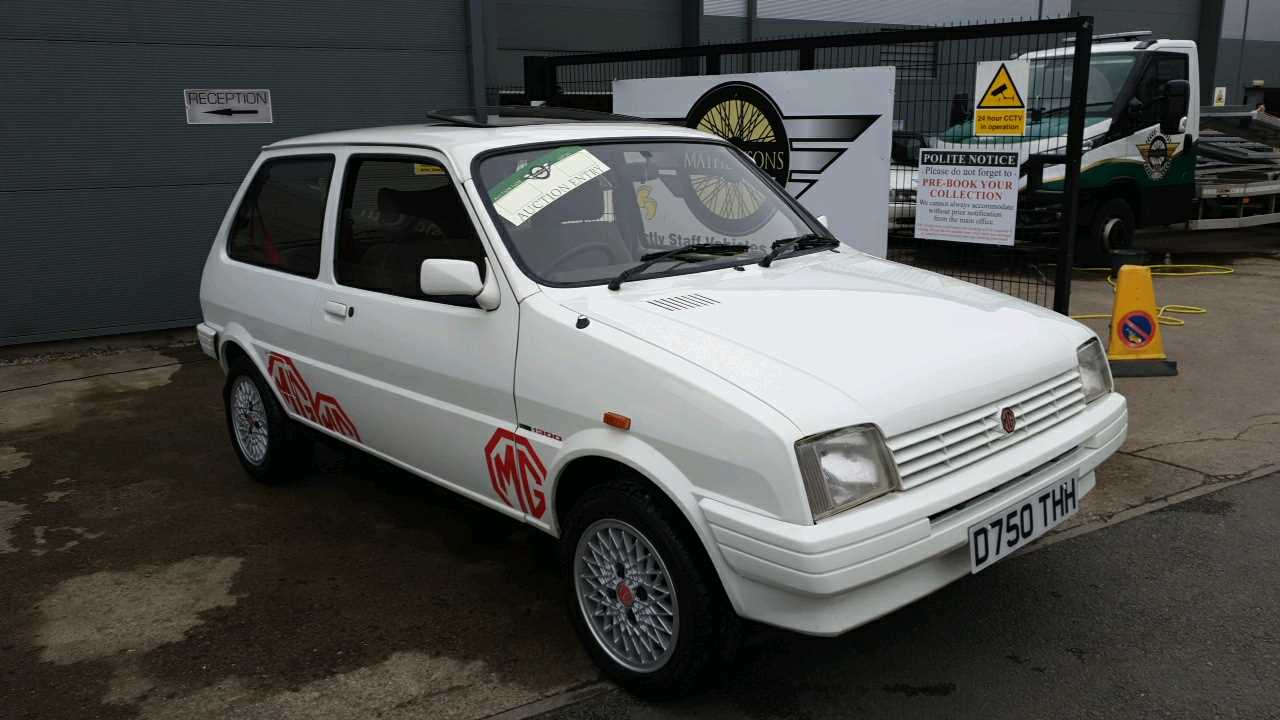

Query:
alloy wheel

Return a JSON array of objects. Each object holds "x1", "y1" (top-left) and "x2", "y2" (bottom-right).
[
  {"x1": 230, "y1": 375, "x2": 269, "y2": 465},
  {"x1": 573, "y1": 519, "x2": 679, "y2": 672}
]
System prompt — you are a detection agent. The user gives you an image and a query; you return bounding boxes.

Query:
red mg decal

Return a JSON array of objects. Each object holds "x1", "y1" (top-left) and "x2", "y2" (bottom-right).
[
  {"x1": 484, "y1": 429, "x2": 548, "y2": 519},
  {"x1": 265, "y1": 352, "x2": 361, "y2": 443}
]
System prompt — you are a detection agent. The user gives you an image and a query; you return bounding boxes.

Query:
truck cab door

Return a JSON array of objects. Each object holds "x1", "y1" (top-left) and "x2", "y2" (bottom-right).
[{"x1": 1119, "y1": 52, "x2": 1196, "y2": 225}]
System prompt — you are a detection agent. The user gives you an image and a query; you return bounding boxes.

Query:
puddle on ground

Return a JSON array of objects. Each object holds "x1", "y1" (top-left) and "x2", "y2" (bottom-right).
[
  {"x1": 36, "y1": 556, "x2": 243, "y2": 665},
  {"x1": 28, "y1": 525, "x2": 104, "y2": 556},
  {"x1": 0, "y1": 500, "x2": 30, "y2": 553},
  {"x1": 132, "y1": 651, "x2": 550, "y2": 720},
  {"x1": 0, "y1": 351, "x2": 183, "y2": 433},
  {"x1": 0, "y1": 446, "x2": 31, "y2": 474}
]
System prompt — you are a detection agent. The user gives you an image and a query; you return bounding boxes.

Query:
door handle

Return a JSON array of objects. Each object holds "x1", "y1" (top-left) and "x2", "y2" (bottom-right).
[{"x1": 324, "y1": 300, "x2": 353, "y2": 319}]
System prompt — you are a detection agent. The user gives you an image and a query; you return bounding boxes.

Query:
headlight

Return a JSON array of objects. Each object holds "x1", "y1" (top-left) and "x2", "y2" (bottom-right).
[
  {"x1": 1077, "y1": 338, "x2": 1113, "y2": 403},
  {"x1": 795, "y1": 424, "x2": 901, "y2": 520}
]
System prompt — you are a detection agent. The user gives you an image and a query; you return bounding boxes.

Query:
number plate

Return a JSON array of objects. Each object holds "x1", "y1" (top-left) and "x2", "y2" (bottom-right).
[{"x1": 968, "y1": 475, "x2": 1078, "y2": 573}]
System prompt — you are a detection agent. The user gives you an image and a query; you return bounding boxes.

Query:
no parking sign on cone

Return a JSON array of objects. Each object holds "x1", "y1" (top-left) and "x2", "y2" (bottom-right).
[{"x1": 1107, "y1": 265, "x2": 1178, "y2": 377}]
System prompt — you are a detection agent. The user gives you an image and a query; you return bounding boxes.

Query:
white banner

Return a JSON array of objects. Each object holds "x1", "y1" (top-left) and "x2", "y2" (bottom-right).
[{"x1": 613, "y1": 68, "x2": 894, "y2": 257}]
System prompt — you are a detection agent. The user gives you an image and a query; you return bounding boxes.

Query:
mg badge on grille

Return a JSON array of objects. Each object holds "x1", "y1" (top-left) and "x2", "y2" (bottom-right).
[{"x1": 1000, "y1": 407, "x2": 1016, "y2": 433}]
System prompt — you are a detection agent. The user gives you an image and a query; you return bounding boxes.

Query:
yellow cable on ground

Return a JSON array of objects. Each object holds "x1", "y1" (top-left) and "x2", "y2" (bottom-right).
[{"x1": 1069, "y1": 264, "x2": 1234, "y2": 326}]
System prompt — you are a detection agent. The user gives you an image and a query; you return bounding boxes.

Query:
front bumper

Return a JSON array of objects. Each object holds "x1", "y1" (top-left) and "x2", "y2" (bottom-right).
[{"x1": 699, "y1": 392, "x2": 1127, "y2": 636}]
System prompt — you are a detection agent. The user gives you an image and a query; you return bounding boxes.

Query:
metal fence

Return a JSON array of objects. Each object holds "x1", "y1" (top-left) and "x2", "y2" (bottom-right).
[{"x1": 501, "y1": 16, "x2": 1094, "y2": 313}]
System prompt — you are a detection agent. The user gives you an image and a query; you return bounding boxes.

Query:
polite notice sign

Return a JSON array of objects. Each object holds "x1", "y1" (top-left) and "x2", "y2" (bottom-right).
[
  {"x1": 184, "y1": 89, "x2": 273, "y2": 124},
  {"x1": 915, "y1": 150, "x2": 1019, "y2": 246},
  {"x1": 973, "y1": 61, "x2": 1028, "y2": 136}
]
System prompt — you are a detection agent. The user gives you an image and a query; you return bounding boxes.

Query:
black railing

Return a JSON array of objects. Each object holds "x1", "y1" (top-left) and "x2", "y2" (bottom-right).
[{"x1": 502, "y1": 16, "x2": 1094, "y2": 313}]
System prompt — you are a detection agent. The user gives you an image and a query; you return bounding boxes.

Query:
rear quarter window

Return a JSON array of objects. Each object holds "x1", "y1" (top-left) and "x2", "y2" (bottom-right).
[{"x1": 227, "y1": 155, "x2": 334, "y2": 277}]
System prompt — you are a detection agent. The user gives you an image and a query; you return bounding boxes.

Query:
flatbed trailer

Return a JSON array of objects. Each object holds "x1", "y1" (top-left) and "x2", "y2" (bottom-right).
[
  {"x1": 1189, "y1": 163, "x2": 1280, "y2": 230},
  {"x1": 1188, "y1": 107, "x2": 1280, "y2": 230}
]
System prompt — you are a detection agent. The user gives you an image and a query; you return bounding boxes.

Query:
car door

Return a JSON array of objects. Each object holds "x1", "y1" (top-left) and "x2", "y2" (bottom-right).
[{"x1": 306, "y1": 148, "x2": 523, "y2": 517}]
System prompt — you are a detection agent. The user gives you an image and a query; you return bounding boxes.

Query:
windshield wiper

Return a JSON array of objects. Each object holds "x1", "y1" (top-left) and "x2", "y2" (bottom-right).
[
  {"x1": 758, "y1": 234, "x2": 839, "y2": 268},
  {"x1": 607, "y1": 243, "x2": 751, "y2": 291}
]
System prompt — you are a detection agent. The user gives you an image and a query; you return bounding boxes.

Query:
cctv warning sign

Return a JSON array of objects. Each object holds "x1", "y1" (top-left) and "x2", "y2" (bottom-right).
[{"x1": 974, "y1": 61, "x2": 1028, "y2": 136}]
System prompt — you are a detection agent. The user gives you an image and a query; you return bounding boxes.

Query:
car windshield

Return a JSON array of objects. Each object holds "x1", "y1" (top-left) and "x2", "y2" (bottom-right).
[
  {"x1": 475, "y1": 141, "x2": 825, "y2": 286},
  {"x1": 1028, "y1": 52, "x2": 1138, "y2": 117}
]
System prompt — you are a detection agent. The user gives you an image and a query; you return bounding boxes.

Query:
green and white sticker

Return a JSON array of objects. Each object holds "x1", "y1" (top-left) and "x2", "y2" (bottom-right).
[{"x1": 488, "y1": 146, "x2": 610, "y2": 226}]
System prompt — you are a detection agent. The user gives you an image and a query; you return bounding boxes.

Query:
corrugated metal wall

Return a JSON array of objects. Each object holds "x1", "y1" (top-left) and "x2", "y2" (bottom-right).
[
  {"x1": 486, "y1": 0, "x2": 685, "y2": 88},
  {"x1": 0, "y1": 1, "x2": 471, "y2": 345},
  {"x1": 1076, "y1": 0, "x2": 1203, "y2": 40},
  {"x1": 1216, "y1": 0, "x2": 1280, "y2": 104}
]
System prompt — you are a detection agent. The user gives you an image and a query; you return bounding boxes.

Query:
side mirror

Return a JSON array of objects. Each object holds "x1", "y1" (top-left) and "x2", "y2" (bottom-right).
[
  {"x1": 419, "y1": 258, "x2": 500, "y2": 310},
  {"x1": 1162, "y1": 79, "x2": 1190, "y2": 135},
  {"x1": 816, "y1": 215, "x2": 830, "y2": 229},
  {"x1": 1126, "y1": 97, "x2": 1144, "y2": 120}
]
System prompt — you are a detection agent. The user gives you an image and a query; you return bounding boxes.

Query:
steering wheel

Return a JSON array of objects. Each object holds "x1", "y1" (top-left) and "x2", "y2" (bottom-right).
[{"x1": 543, "y1": 241, "x2": 623, "y2": 275}]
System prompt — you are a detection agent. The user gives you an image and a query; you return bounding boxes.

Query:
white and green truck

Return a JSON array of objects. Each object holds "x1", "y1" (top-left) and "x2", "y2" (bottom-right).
[{"x1": 934, "y1": 31, "x2": 1280, "y2": 261}]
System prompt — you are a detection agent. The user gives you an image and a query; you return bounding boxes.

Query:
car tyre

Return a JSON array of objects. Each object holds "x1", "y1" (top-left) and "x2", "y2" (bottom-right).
[
  {"x1": 1079, "y1": 197, "x2": 1135, "y2": 266},
  {"x1": 223, "y1": 356, "x2": 312, "y2": 484},
  {"x1": 560, "y1": 477, "x2": 739, "y2": 699}
]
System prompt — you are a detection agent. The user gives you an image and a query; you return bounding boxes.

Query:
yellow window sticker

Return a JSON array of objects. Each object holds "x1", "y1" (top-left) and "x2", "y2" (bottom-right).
[
  {"x1": 637, "y1": 185, "x2": 658, "y2": 220},
  {"x1": 414, "y1": 163, "x2": 445, "y2": 175}
]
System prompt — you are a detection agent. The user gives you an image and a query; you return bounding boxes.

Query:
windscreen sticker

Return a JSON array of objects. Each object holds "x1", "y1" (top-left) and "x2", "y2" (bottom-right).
[
  {"x1": 637, "y1": 185, "x2": 658, "y2": 220},
  {"x1": 488, "y1": 146, "x2": 610, "y2": 227},
  {"x1": 414, "y1": 163, "x2": 445, "y2": 175}
]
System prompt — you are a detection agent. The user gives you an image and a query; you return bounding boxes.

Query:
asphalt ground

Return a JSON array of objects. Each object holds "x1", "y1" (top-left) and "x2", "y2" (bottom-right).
[
  {"x1": 1, "y1": 239, "x2": 1277, "y2": 719},
  {"x1": 538, "y1": 472, "x2": 1280, "y2": 719},
  {"x1": 0, "y1": 353, "x2": 599, "y2": 720}
]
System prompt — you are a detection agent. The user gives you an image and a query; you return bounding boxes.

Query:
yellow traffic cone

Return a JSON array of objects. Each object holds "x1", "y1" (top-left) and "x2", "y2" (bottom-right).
[{"x1": 1107, "y1": 265, "x2": 1177, "y2": 377}]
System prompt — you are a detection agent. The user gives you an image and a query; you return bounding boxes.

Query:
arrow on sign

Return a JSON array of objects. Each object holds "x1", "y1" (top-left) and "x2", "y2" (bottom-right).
[{"x1": 203, "y1": 108, "x2": 259, "y2": 116}]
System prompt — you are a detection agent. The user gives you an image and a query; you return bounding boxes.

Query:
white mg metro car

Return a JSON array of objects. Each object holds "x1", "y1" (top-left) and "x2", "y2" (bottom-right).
[{"x1": 198, "y1": 108, "x2": 1126, "y2": 697}]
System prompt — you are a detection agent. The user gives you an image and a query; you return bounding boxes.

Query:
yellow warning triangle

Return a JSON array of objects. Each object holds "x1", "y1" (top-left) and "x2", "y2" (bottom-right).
[{"x1": 978, "y1": 63, "x2": 1025, "y2": 109}]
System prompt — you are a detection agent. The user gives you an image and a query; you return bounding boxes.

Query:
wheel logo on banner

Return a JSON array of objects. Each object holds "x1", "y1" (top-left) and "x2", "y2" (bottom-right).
[
  {"x1": 684, "y1": 82, "x2": 789, "y2": 234},
  {"x1": 1118, "y1": 310, "x2": 1157, "y2": 349}
]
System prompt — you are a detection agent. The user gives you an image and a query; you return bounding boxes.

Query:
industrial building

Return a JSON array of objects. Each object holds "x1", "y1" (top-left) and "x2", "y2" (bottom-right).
[{"x1": 2, "y1": 0, "x2": 1274, "y2": 345}]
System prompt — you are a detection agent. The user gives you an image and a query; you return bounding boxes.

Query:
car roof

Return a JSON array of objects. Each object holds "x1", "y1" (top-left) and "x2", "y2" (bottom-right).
[{"x1": 264, "y1": 122, "x2": 718, "y2": 176}]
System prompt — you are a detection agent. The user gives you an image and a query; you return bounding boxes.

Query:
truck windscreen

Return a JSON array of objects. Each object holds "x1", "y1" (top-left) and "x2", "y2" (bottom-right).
[{"x1": 1029, "y1": 52, "x2": 1137, "y2": 117}]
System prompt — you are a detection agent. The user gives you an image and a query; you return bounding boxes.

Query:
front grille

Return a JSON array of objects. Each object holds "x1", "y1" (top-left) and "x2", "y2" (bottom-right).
[{"x1": 886, "y1": 368, "x2": 1085, "y2": 489}]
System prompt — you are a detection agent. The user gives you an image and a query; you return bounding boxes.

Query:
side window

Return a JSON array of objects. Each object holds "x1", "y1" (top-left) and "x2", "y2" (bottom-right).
[
  {"x1": 1134, "y1": 54, "x2": 1188, "y2": 127},
  {"x1": 336, "y1": 157, "x2": 487, "y2": 303},
  {"x1": 227, "y1": 156, "x2": 333, "y2": 277}
]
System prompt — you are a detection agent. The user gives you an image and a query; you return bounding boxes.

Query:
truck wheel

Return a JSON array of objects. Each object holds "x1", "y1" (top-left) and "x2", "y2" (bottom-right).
[
  {"x1": 223, "y1": 357, "x2": 311, "y2": 484},
  {"x1": 1080, "y1": 197, "x2": 1135, "y2": 265},
  {"x1": 560, "y1": 478, "x2": 739, "y2": 698}
]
